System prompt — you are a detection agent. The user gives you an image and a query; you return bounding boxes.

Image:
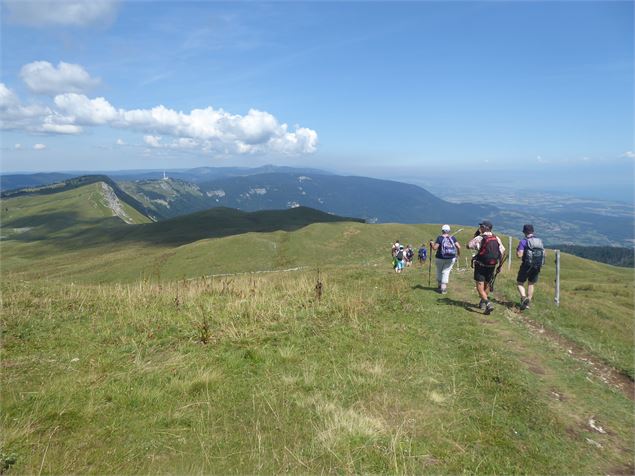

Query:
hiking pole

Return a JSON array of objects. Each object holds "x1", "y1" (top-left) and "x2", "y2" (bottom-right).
[
  {"x1": 427, "y1": 243, "x2": 432, "y2": 287},
  {"x1": 490, "y1": 252, "x2": 508, "y2": 292}
]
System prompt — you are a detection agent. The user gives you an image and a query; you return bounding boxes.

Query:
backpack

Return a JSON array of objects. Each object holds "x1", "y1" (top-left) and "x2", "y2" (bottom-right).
[
  {"x1": 418, "y1": 247, "x2": 427, "y2": 259},
  {"x1": 396, "y1": 250, "x2": 404, "y2": 260},
  {"x1": 406, "y1": 249, "x2": 414, "y2": 260},
  {"x1": 440, "y1": 236, "x2": 456, "y2": 259},
  {"x1": 477, "y1": 234, "x2": 501, "y2": 266},
  {"x1": 523, "y1": 237, "x2": 545, "y2": 268}
]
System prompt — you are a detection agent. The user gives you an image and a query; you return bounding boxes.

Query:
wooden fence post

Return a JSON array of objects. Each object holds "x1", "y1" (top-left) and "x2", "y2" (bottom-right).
[
  {"x1": 554, "y1": 250, "x2": 561, "y2": 306},
  {"x1": 508, "y1": 236, "x2": 512, "y2": 272}
]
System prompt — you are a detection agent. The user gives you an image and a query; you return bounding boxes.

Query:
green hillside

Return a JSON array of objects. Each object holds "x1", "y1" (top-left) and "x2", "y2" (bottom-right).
[{"x1": 1, "y1": 186, "x2": 633, "y2": 474}]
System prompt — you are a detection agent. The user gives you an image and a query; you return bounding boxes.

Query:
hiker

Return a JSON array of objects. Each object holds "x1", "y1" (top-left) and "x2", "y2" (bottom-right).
[
  {"x1": 467, "y1": 220, "x2": 506, "y2": 314},
  {"x1": 429, "y1": 224, "x2": 461, "y2": 294},
  {"x1": 395, "y1": 245, "x2": 406, "y2": 273},
  {"x1": 405, "y1": 245, "x2": 414, "y2": 267},
  {"x1": 391, "y1": 240, "x2": 401, "y2": 258},
  {"x1": 516, "y1": 224, "x2": 545, "y2": 310},
  {"x1": 417, "y1": 244, "x2": 427, "y2": 264}
]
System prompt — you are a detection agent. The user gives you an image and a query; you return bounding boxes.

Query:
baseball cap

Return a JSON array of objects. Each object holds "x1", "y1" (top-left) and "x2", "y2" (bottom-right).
[
  {"x1": 441, "y1": 224, "x2": 451, "y2": 233},
  {"x1": 479, "y1": 220, "x2": 493, "y2": 229}
]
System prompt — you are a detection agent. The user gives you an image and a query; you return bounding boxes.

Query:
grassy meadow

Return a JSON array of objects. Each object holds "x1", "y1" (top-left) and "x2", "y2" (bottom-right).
[{"x1": 1, "y1": 182, "x2": 634, "y2": 474}]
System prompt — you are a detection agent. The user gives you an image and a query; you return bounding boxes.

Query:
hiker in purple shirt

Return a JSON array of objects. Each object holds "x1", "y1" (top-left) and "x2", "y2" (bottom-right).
[{"x1": 516, "y1": 224, "x2": 546, "y2": 310}]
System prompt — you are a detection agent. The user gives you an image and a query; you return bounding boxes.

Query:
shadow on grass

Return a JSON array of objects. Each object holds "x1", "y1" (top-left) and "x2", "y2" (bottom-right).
[
  {"x1": 491, "y1": 296, "x2": 520, "y2": 310},
  {"x1": 2, "y1": 206, "x2": 362, "y2": 251},
  {"x1": 438, "y1": 297, "x2": 482, "y2": 314},
  {"x1": 411, "y1": 284, "x2": 439, "y2": 292}
]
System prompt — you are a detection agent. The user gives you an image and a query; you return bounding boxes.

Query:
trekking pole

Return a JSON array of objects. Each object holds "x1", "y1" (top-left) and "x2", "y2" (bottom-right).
[
  {"x1": 490, "y1": 252, "x2": 508, "y2": 292},
  {"x1": 554, "y1": 250, "x2": 561, "y2": 306},
  {"x1": 427, "y1": 243, "x2": 432, "y2": 287}
]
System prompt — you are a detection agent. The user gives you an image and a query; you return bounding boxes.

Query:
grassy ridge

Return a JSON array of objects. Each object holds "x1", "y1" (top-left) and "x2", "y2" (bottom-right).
[
  {"x1": 2, "y1": 268, "x2": 633, "y2": 474},
  {"x1": 2, "y1": 207, "x2": 633, "y2": 378},
  {"x1": 1, "y1": 186, "x2": 633, "y2": 473}
]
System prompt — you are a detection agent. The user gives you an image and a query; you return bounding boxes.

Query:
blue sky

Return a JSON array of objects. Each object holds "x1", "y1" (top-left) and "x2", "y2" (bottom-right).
[{"x1": 1, "y1": 1, "x2": 633, "y2": 200}]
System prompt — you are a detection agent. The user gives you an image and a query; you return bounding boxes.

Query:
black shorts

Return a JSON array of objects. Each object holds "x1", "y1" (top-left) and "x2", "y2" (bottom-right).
[
  {"x1": 474, "y1": 263, "x2": 496, "y2": 283},
  {"x1": 517, "y1": 263, "x2": 541, "y2": 284}
]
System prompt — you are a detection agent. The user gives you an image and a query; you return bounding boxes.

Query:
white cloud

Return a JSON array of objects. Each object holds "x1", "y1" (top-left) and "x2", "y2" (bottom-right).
[
  {"x1": 52, "y1": 93, "x2": 318, "y2": 155},
  {"x1": 536, "y1": 155, "x2": 548, "y2": 164},
  {"x1": 41, "y1": 123, "x2": 83, "y2": 134},
  {"x1": 143, "y1": 135, "x2": 162, "y2": 147},
  {"x1": 1, "y1": 71, "x2": 319, "y2": 157},
  {"x1": 14, "y1": 143, "x2": 22, "y2": 149},
  {"x1": 55, "y1": 94, "x2": 117, "y2": 123},
  {"x1": 21, "y1": 61, "x2": 100, "y2": 95},
  {"x1": 4, "y1": 0, "x2": 119, "y2": 27},
  {"x1": 33, "y1": 143, "x2": 47, "y2": 150},
  {"x1": 622, "y1": 151, "x2": 635, "y2": 159},
  {"x1": 0, "y1": 83, "x2": 20, "y2": 108},
  {"x1": 0, "y1": 82, "x2": 53, "y2": 131},
  {"x1": 116, "y1": 138, "x2": 125, "y2": 145}
]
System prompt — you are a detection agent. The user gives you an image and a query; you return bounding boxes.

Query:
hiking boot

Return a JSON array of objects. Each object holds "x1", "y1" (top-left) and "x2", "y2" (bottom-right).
[
  {"x1": 484, "y1": 301, "x2": 494, "y2": 315},
  {"x1": 479, "y1": 298, "x2": 486, "y2": 310},
  {"x1": 520, "y1": 297, "x2": 530, "y2": 311}
]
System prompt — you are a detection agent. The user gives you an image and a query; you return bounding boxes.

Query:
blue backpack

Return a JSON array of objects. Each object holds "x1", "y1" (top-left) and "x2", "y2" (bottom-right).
[
  {"x1": 418, "y1": 247, "x2": 427, "y2": 259},
  {"x1": 440, "y1": 236, "x2": 456, "y2": 259}
]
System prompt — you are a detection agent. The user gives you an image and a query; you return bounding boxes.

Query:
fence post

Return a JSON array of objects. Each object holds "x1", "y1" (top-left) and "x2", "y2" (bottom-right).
[
  {"x1": 554, "y1": 250, "x2": 561, "y2": 306},
  {"x1": 508, "y1": 236, "x2": 512, "y2": 272}
]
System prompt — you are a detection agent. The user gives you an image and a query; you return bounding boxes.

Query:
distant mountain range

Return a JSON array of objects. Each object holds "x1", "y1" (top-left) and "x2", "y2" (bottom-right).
[
  {"x1": 117, "y1": 173, "x2": 491, "y2": 226},
  {"x1": 0, "y1": 165, "x2": 331, "y2": 191},
  {"x1": 2, "y1": 166, "x2": 633, "y2": 247}
]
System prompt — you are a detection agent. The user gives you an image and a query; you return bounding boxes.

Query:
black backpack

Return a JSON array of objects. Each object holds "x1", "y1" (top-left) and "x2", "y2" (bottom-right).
[
  {"x1": 524, "y1": 237, "x2": 545, "y2": 268},
  {"x1": 396, "y1": 250, "x2": 404, "y2": 260},
  {"x1": 477, "y1": 234, "x2": 501, "y2": 266}
]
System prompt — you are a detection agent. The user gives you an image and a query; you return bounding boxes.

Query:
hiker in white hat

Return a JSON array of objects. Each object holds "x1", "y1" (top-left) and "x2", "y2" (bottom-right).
[{"x1": 429, "y1": 224, "x2": 461, "y2": 294}]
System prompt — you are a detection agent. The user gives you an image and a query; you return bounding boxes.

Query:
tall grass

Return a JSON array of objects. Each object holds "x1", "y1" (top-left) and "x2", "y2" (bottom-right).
[{"x1": 2, "y1": 267, "x2": 633, "y2": 474}]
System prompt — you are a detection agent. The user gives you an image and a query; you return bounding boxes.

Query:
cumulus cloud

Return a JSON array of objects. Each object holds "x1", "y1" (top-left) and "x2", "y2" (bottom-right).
[
  {"x1": 52, "y1": 93, "x2": 318, "y2": 155},
  {"x1": 143, "y1": 135, "x2": 162, "y2": 148},
  {"x1": 33, "y1": 143, "x2": 47, "y2": 150},
  {"x1": 622, "y1": 151, "x2": 635, "y2": 159},
  {"x1": 14, "y1": 143, "x2": 22, "y2": 149},
  {"x1": 0, "y1": 83, "x2": 53, "y2": 131},
  {"x1": 4, "y1": 0, "x2": 119, "y2": 27},
  {"x1": 116, "y1": 138, "x2": 125, "y2": 145},
  {"x1": 21, "y1": 61, "x2": 100, "y2": 95},
  {"x1": 0, "y1": 77, "x2": 319, "y2": 156}
]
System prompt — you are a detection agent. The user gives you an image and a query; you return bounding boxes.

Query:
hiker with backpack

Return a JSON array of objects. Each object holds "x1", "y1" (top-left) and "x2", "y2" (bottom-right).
[
  {"x1": 417, "y1": 244, "x2": 427, "y2": 264},
  {"x1": 429, "y1": 225, "x2": 461, "y2": 294},
  {"x1": 395, "y1": 245, "x2": 406, "y2": 273},
  {"x1": 516, "y1": 224, "x2": 545, "y2": 310},
  {"x1": 405, "y1": 245, "x2": 414, "y2": 267},
  {"x1": 391, "y1": 240, "x2": 400, "y2": 271},
  {"x1": 467, "y1": 220, "x2": 506, "y2": 315}
]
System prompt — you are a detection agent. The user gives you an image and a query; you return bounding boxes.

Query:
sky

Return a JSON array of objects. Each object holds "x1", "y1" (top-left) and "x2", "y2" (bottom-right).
[{"x1": 1, "y1": 0, "x2": 633, "y2": 201}]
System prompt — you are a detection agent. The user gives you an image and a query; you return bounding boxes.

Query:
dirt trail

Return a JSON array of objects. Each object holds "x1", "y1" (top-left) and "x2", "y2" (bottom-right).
[
  {"x1": 435, "y1": 261, "x2": 634, "y2": 401},
  {"x1": 499, "y1": 306, "x2": 634, "y2": 400}
]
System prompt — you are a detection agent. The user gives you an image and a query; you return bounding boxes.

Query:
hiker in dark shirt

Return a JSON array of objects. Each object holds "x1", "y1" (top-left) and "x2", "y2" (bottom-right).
[
  {"x1": 516, "y1": 224, "x2": 545, "y2": 310},
  {"x1": 417, "y1": 244, "x2": 427, "y2": 264},
  {"x1": 429, "y1": 225, "x2": 461, "y2": 294},
  {"x1": 468, "y1": 220, "x2": 506, "y2": 315}
]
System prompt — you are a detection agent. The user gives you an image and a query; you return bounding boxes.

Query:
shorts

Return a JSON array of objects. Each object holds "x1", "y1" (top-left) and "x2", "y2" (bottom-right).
[
  {"x1": 473, "y1": 263, "x2": 496, "y2": 283},
  {"x1": 517, "y1": 263, "x2": 541, "y2": 284},
  {"x1": 397, "y1": 260, "x2": 405, "y2": 270}
]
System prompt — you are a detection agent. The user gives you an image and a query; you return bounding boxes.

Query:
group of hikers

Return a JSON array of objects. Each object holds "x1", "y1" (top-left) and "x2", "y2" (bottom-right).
[{"x1": 391, "y1": 221, "x2": 545, "y2": 315}]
